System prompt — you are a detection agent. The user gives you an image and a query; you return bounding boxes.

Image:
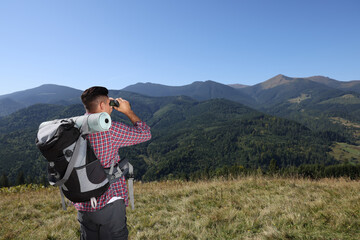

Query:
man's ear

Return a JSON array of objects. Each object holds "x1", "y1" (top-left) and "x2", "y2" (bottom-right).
[{"x1": 99, "y1": 101, "x2": 106, "y2": 111}]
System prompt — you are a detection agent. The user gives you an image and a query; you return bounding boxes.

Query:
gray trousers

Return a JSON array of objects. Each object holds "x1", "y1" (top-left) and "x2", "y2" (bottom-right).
[{"x1": 77, "y1": 199, "x2": 128, "y2": 240}]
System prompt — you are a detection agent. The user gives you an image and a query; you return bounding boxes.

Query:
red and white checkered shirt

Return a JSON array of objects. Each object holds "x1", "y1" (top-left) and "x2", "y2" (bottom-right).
[{"x1": 73, "y1": 120, "x2": 151, "y2": 212}]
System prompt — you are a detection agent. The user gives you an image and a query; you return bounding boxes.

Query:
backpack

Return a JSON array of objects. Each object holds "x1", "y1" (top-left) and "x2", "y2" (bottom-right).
[{"x1": 35, "y1": 113, "x2": 135, "y2": 210}]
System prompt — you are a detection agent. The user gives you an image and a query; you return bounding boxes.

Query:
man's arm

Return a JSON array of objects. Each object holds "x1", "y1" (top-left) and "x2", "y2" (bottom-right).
[{"x1": 111, "y1": 97, "x2": 151, "y2": 148}]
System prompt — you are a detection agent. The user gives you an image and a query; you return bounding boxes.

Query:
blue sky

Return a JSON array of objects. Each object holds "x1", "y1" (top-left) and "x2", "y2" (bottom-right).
[{"x1": 1, "y1": 0, "x2": 359, "y2": 95}]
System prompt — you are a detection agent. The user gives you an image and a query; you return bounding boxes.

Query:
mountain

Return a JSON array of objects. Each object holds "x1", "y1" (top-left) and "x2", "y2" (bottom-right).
[
  {"x1": 117, "y1": 75, "x2": 358, "y2": 148},
  {"x1": 0, "y1": 75, "x2": 359, "y2": 181},
  {"x1": 241, "y1": 74, "x2": 360, "y2": 94},
  {"x1": 122, "y1": 75, "x2": 360, "y2": 126},
  {"x1": 0, "y1": 75, "x2": 358, "y2": 136},
  {"x1": 122, "y1": 80, "x2": 255, "y2": 106},
  {"x1": 2, "y1": 75, "x2": 358, "y2": 120},
  {"x1": 0, "y1": 84, "x2": 82, "y2": 116},
  {"x1": 0, "y1": 75, "x2": 358, "y2": 138},
  {"x1": 228, "y1": 83, "x2": 249, "y2": 89},
  {"x1": 0, "y1": 96, "x2": 342, "y2": 184},
  {"x1": 0, "y1": 98, "x2": 24, "y2": 116},
  {"x1": 306, "y1": 76, "x2": 360, "y2": 93},
  {"x1": 239, "y1": 74, "x2": 346, "y2": 107},
  {"x1": 231, "y1": 75, "x2": 360, "y2": 144}
]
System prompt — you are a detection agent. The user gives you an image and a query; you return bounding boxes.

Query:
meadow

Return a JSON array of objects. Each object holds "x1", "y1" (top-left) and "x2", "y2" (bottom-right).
[{"x1": 0, "y1": 176, "x2": 359, "y2": 240}]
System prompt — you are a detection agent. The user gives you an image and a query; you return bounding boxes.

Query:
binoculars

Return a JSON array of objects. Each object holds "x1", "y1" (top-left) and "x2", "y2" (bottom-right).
[{"x1": 109, "y1": 99, "x2": 119, "y2": 107}]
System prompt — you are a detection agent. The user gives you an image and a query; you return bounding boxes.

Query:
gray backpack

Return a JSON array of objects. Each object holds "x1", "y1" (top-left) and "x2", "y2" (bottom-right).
[{"x1": 35, "y1": 115, "x2": 134, "y2": 210}]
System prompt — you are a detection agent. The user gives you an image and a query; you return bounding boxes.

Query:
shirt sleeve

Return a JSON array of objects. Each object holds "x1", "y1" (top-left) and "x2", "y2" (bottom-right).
[{"x1": 110, "y1": 121, "x2": 151, "y2": 148}]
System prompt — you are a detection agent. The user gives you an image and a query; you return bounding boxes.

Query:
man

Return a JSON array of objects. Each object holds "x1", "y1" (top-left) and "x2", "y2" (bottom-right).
[{"x1": 75, "y1": 86, "x2": 151, "y2": 240}]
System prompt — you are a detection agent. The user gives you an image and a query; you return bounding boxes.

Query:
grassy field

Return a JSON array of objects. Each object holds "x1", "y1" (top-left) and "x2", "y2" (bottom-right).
[
  {"x1": 330, "y1": 142, "x2": 360, "y2": 164},
  {"x1": 1, "y1": 176, "x2": 359, "y2": 240}
]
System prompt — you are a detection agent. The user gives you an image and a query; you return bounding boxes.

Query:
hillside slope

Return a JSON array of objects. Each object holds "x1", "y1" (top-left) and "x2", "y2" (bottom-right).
[
  {"x1": 0, "y1": 84, "x2": 82, "y2": 116},
  {"x1": 307, "y1": 76, "x2": 360, "y2": 93},
  {"x1": 0, "y1": 96, "x2": 342, "y2": 183},
  {"x1": 1, "y1": 75, "x2": 359, "y2": 135},
  {"x1": 122, "y1": 75, "x2": 360, "y2": 137},
  {"x1": 236, "y1": 75, "x2": 360, "y2": 139}
]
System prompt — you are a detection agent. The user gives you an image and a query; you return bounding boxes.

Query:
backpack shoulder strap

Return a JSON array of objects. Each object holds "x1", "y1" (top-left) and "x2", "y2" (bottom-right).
[{"x1": 54, "y1": 117, "x2": 88, "y2": 187}]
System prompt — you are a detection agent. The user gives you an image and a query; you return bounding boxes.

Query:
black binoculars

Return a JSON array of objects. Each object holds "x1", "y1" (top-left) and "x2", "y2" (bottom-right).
[{"x1": 109, "y1": 99, "x2": 120, "y2": 107}]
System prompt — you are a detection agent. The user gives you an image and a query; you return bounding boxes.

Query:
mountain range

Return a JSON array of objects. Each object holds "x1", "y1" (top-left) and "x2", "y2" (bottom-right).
[
  {"x1": 0, "y1": 74, "x2": 359, "y2": 183},
  {"x1": 2, "y1": 74, "x2": 360, "y2": 134},
  {"x1": 2, "y1": 74, "x2": 360, "y2": 117},
  {"x1": 123, "y1": 74, "x2": 360, "y2": 131},
  {"x1": 123, "y1": 74, "x2": 360, "y2": 96}
]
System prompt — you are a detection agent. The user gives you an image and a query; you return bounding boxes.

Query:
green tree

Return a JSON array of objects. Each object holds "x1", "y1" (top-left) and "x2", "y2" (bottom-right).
[
  {"x1": 16, "y1": 171, "x2": 25, "y2": 185},
  {"x1": 268, "y1": 159, "x2": 279, "y2": 175},
  {"x1": 0, "y1": 174, "x2": 9, "y2": 187}
]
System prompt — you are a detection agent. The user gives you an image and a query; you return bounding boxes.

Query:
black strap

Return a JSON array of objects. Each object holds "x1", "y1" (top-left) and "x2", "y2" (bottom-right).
[
  {"x1": 104, "y1": 158, "x2": 130, "y2": 184},
  {"x1": 54, "y1": 117, "x2": 88, "y2": 187}
]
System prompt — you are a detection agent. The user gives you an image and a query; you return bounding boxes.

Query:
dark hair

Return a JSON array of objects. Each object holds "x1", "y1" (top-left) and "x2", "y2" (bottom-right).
[{"x1": 81, "y1": 86, "x2": 109, "y2": 112}]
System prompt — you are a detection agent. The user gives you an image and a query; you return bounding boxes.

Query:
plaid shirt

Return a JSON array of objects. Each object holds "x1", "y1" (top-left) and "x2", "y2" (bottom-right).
[{"x1": 73, "y1": 120, "x2": 151, "y2": 212}]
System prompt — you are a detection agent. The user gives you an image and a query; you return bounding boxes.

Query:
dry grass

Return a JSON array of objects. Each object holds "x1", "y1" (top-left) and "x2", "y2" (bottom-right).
[
  {"x1": 1, "y1": 177, "x2": 359, "y2": 240},
  {"x1": 0, "y1": 186, "x2": 78, "y2": 240}
]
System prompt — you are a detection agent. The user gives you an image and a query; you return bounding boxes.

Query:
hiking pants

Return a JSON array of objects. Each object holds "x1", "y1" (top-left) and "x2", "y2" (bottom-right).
[{"x1": 77, "y1": 199, "x2": 128, "y2": 240}]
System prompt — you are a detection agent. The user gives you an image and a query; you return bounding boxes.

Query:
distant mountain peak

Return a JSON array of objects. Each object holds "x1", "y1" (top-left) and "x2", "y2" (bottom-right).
[
  {"x1": 260, "y1": 74, "x2": 293, "y2": 89},
  {"x1": 38, "y1": 83, "x2": 66, "y2": 87},
  {"x1": 228, "y1": 84, "x2": 249, "y2": 89},
  {"x1": 306, "y1": 75, "x2": 339, "y2": 85},
  {"x1": 309, "y1": 75, "x2": 331, "y2": 79},
  {"x1": 274, "y1": 74, "x2": 288, "y2": 78}
]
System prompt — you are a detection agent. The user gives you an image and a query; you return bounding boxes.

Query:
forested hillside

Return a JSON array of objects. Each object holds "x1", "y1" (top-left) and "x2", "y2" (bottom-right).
[
  {"x1": 0, "y1": 94, "x2": 347, "y2": 184},
  {"x1": 122, "y1": 100, "x2": 342, "y2": 181},
  {"x1": 1, "y1": 76, "x2": 359, "y2": 185},
  {"x1": 122, "y1": 75, "x2": 360, "y2": 135}
]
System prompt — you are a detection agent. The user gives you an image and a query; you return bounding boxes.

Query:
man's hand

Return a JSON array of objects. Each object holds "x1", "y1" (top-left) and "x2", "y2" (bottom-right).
[
  {"x1": 113, "y1": 98, "x2": 131, "y2": 114},
  {"x1": 113, "y1": 98, "x2": 141, "y2": 124}
]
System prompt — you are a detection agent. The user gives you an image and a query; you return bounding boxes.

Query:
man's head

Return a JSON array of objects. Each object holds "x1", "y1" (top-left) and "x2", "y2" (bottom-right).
[{"x1": 81, "y1": 86, "x2": 113, "y2": 114}]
